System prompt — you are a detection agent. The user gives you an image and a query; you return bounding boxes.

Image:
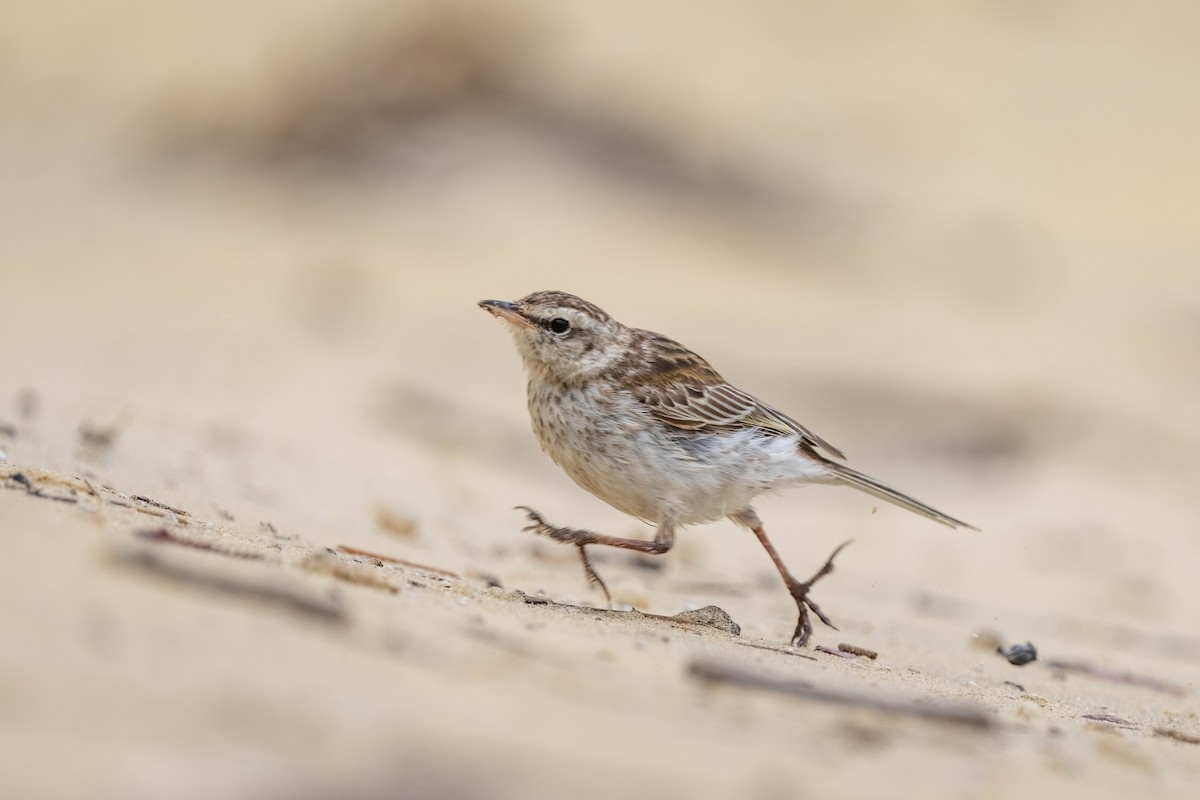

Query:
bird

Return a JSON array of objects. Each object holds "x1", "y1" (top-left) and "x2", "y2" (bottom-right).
[{"x1": 479, "y1": 290, "x2": 976, "y2": 646}]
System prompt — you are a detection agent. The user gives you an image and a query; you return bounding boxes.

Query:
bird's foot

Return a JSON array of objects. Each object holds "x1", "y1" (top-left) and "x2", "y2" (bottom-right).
[
  {"x1": 515, "y1": 506, "x2": 598, "y2": 546},
  {"x1": 515, "y1": 506, "x2": 612, "y2": 605},
  {"x1": 787, "y1": 540, "x2": 853, "y2": 648}
]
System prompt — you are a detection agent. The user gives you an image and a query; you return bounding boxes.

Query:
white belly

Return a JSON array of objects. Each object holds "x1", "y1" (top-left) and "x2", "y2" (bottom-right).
[{"x1": 528, "y1": 383, "x2": 831, "y2": 525}]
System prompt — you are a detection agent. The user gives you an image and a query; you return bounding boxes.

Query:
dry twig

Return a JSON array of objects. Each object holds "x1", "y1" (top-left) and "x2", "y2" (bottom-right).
[{"x1": 689, "y1": 659, "x2": 993, "y2": 729}]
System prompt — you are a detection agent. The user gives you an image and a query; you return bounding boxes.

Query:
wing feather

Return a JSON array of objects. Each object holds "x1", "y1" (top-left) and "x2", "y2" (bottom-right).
[{"x1": 630, "y1": 331, "x2": 845, "y2": 460}]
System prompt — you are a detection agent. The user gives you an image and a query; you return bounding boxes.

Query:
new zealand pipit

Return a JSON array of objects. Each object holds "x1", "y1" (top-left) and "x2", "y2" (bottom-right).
[{"x1": 480, "y1": 290, "x2": 976, "y2": 646}]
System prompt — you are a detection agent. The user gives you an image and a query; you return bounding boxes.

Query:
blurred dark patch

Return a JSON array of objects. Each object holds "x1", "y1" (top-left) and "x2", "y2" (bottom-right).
[
  {"x1": 151, "y1": 4, "x2": 820, "y2": 217},
  {"x1": 16, "y1": 388, "x2": 38, "y2": 419},
  {"x1": 374, "y1": 506, "x2": 419, "y2": 539},
  {"x1": 77, "y1": 408, "x2": 133, "y2": 459},
  {"x1": 910, "y1": 591, "x2": 969, "y2": 620},
  {"x1": 113, "y1": 541, "x2": 345, "y2": 623},
  {"x1": 203, "y1": 422, "x2": 251, "y2": 453},
  {"x1": 162, "y1": 5, "x2": 528, "y2": 167}
]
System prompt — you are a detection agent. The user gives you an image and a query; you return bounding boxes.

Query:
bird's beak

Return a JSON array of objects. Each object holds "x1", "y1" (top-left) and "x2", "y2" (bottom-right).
[{"x1": 478, "y1": 299, "x2": 535, "y2": 329}]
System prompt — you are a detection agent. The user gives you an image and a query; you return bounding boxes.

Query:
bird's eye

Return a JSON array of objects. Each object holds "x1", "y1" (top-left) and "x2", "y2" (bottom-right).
[{"x1": 549, "y1": 317, "x2": 571, "y2": 334}]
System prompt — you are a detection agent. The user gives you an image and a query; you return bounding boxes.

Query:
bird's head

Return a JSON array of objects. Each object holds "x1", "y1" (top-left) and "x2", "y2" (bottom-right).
[{"x1": 479, "y1": 290, "x2": 631, "y2": 381}]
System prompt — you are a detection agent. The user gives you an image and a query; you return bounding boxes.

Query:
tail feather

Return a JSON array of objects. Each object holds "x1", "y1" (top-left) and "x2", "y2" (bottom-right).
[{"x1": 828, "y1": 463, "x2": 978, "y2": 530}]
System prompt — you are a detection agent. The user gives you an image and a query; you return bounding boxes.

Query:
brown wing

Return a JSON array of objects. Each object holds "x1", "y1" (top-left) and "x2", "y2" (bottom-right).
[{"x1": 629, "y1": 331, "x2": 846, "y2": 461}]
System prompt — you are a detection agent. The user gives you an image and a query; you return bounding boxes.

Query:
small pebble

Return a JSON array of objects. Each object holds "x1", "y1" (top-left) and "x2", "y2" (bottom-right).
[
  {"x1": 672, "y1": 605, "x2": 741, "y2": 636},
  {"x1": 998, "y1": 641, "x2": 1038, "y2": 666}
]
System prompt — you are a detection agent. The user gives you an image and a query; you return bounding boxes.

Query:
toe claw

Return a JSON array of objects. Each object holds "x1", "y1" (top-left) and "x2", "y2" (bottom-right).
[
  {"x1": 791, "y1": 615, "x2": 813, "y2": 648},
  {"x1": 806, "y1": 598, "x2": 837, "y2": 631},
  {"x1": 515, "y1": 506, "x2": 550, "y2": 535},
  {"x1": 514, "y1": 505, "x2": 542, "y2": 523}
]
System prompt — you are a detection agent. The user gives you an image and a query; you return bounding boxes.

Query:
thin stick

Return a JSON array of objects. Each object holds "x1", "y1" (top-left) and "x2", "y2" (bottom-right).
[
  {"x1": 689, "y1": 658, "x2": 992, "y2": 729},
  {"x1": 114, "y1": 546, "x2": 343, "y2": 623},
  {"x1": 336, "y1": 545, "x2": 460, "y2": 579},
  {"x1": 1044, "y1": 658, "x2": 1187, "y2": 697}
]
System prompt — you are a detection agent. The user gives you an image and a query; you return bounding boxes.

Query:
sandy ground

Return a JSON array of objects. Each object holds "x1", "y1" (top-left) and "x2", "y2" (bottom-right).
[{"x1": 2, "y1": 2, "x2": 1199, "y2": 798}]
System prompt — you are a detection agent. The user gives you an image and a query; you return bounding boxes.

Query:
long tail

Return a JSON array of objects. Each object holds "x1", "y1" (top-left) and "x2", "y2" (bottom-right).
[{"x1": 827, "y1": 463, "x2": 979, "y2": 530}]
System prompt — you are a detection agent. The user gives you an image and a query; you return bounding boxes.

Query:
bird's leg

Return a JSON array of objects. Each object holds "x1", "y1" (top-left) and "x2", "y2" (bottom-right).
[
  {"x1": 574, "y1": 543, "x2": 611, "y2": 604},
  {"x1": 732, "y1": 509, "x2": 852, "y2": 647},
  {"x1": 516, "y1": 506, "x2": 675, "y2": 604},
  {"x1": 516, "y1": 506, "x2": 676, "y2": 554}
]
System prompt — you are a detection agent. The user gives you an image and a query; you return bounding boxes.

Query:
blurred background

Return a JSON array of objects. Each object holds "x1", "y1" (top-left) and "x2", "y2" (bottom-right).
[{"x1": 2, "y1": 1, "x2": 1199, "y2": 797}]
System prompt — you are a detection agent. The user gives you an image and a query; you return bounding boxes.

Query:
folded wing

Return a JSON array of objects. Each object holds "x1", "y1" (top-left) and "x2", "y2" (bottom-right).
[{"x1": 631, "y1": 331, "x2": 845, "y2": 461}]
